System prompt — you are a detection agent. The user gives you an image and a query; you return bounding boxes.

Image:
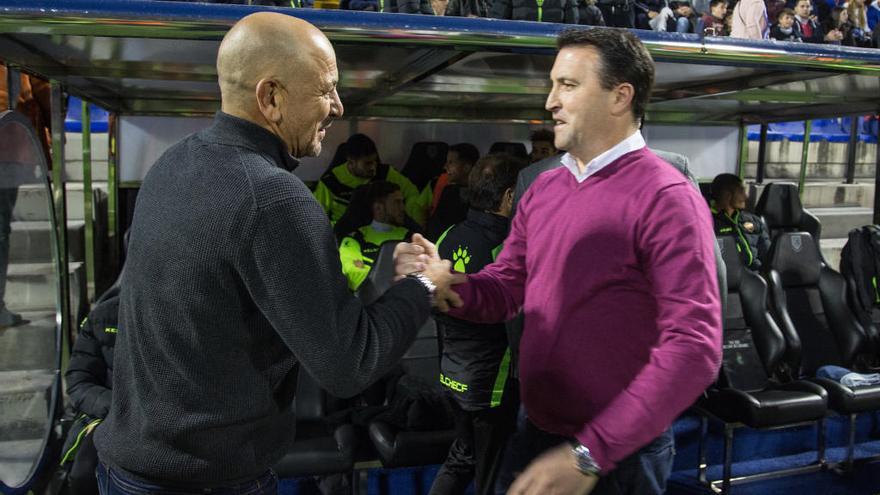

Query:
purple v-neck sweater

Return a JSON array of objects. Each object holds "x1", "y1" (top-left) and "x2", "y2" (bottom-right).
[{"x1": 449, "y1": 147, "x2": 722, "y2": 472}]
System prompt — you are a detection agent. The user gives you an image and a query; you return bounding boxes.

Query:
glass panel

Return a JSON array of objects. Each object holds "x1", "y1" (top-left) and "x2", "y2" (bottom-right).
[{"x1": 0, "y1": 110, "x2": 59, "y2": 489}]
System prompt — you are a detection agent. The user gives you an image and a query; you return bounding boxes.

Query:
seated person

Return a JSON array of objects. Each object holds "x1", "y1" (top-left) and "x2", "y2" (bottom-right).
[
  {"x1": 701, "y1": 0, "x2": 730, "y2": 35},
  {"x1": 430, "y1": 153, "x2": 526, "y2": 495},
  {"x1": 426, "y1": 143, "x2": 480, "y2": 241},
  {"x1": 490, "y1": 0, "x2": 579, "y2": 23},
  {"x1": 710, "y1": 173, "x2": 771, "y2": 271},
  {"x1": 313, "y1": 133, "x2": 421, "y2": 226},
  {"x1": 339, "y1": 181, "x2": 414, "y2": 291},
  {"x1": 651, "y1": 0, "x2": 697, "y2": 32},
  {"x1": 577, "y1": 0, "x2": 607, "y2": 25},
  {"x1": 771, "y1": 8, "x2": 802, "y2": 40},
  {"x1": 61, "y1": 284, "x2": 120, "y2": 495},
  {"x1": 528, "y1": 129, "x2": 557, "y2": 164},
  {"x1": 792, "y1": 0, "x2": 844, "y2": 42}
]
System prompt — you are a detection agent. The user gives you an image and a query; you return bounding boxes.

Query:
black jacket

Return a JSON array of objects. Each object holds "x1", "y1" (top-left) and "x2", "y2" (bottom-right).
[
  {"x1": 491, "y1": 0, "x2": 579, "y2": 23},
  {"x1": 445, "y1": 0, "x2": 491, "y2": 16},
  {"x1": 383, "y1": 0, "x2": 435, "y2": 13},
  {"x1": 435, "y1": 209, "x2": 510, "y2": 411},
  {"x1": 577, "y1": 0, "x2": 606, "y2": 24},
  {"x1": 712, "y1": 207, "x2": 771, "y2": 271},
  {"x1": 793, "y1": 16, "x2": 827, "y2": 43},
  {"x1": 65, "y1": 286, "x2": 120, "y2": 420},
  {"x1": 94, "y1": 112, "x2": 430, "y2": 485},
  {"x1": 770, "y1": 25, "x2": 802, "y2": 41},
  {"x1": 426, "y1": 183, "x2": 469, "y2": 242}
]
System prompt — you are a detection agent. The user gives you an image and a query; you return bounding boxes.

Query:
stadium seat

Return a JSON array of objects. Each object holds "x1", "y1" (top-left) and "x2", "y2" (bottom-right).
[
  {"x1": 754, "y1": 183, "x2": 823, "y2": 262},
  {"x1": 401, "y1": 142, "x2": 448, "y2": 191},
  {"x1": 766, "y1": 232, "x2": 880, "y2": 467},
  {"x1": 696, "y1": 237, "x2": 828, "y2": 493},
  {"x1": 64, "y1": 96, "x2": 109, "y2": 133}
]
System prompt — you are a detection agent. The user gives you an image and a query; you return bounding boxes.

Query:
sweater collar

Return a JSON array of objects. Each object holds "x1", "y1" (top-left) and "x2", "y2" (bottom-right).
[{"x1": 205, "y1": 112, "x2": 300, "y2": 172}]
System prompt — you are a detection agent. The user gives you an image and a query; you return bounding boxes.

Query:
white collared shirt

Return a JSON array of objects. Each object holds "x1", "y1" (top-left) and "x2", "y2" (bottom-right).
[{"x1": 560, "y1": 130, "x2": 646, "y2": 183}]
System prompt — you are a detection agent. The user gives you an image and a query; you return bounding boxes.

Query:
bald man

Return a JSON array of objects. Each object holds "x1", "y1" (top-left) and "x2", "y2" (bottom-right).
[{"x1": 94, "y1": 13, "x2": 455, "y2": 494}]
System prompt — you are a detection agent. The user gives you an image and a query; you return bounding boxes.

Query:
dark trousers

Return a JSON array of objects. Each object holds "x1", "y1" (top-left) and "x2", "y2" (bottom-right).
[
  {"x1": 430, "y1": 379, "x2": 519, "y2": 495},
  {"x1": 494, "y1": 410, "x2": 675, "y2": 495},
  {"x1": 68, "y1": 431, "x2": 100, "y2": 495},
  {"x1": 96, "y1": 463, "x2": 278, "y2": 495}
]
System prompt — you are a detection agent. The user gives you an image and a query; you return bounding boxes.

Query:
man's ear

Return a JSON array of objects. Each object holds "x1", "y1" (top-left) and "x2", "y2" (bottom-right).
[
  {"x1": 611, "y1": 83, "x2": 635, "y2": 118},
  {"x1": 256, "y1": 78, "x2": 282, "y2": 124}
]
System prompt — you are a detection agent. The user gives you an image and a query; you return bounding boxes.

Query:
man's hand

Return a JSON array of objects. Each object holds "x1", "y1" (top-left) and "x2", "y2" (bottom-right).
[
  {"x1": 393, "y1": 240, "x2": 430, "y2": 280},
  {"x1": 508, "y1": 444, "x2": 599, "y2": 495},
  {"x1": 647, "y1": 10, "x2": 659, "y2": 18},
  {"x1": 422, "y1": 259, "x2": 464, "y2": 312}
]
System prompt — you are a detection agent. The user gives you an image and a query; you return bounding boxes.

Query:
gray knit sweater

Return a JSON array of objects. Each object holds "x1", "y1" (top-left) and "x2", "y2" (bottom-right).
[{"x1": 94, "y1": 112, "x2": 430, "y2": 485}]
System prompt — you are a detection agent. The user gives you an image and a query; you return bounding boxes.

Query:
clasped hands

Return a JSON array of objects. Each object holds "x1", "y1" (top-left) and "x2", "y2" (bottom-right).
[{"x1": 393, "y1": 234, "x2": 466, "y2": 312}]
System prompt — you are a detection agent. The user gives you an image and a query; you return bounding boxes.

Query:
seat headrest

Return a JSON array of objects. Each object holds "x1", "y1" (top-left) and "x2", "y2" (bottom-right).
[
  {"x1": 755, "y1": 182, "x2": 803, "y2": 229},
  {"x1": 718, "y1": 236, "x2": 744, "y2": 291},
  {"x1": 489, "y1": 142, "x2": 528, "y2": 159},
  {"x1": 768, "y1": 232, "x2": 822, "y2": 286}
]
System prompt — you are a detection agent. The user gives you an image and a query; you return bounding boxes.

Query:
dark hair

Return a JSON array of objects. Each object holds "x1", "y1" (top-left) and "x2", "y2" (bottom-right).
[
  {"x1": 530, "y1": 128, "x2": 555, "y2": 144},
  {"x1": 709, "y1": 0, "x2": 726, "y2": 8},
  {"x1": 346, "y1": 133, "x2": 378, "y2": 160},
  {"x1": 365, "y1": 180, "x2": 400, "y2": 209},
  {"x1": 710, "y1": 173, "x2": 743, "y2": 201},
  {"x1": 449, "y1": 143, "x2": 480, "y2": 167},
  {"x1": 557, "y1": 28, "x2": 655, "y2": 123},
  {"x1": 778, "y1": 7, "x2": 795, "y2": 19},
  {"x1": 467, "y1": 154, "x2": 528, "y2": 212}
]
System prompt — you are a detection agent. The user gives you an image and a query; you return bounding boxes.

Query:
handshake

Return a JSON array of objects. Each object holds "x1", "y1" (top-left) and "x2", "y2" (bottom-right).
[{"x1": 393, "y1": 233, "x2": 466, "y2": 312}]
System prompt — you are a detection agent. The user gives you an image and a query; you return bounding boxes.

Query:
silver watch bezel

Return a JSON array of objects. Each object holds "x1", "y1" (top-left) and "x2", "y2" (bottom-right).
[{"x1": 572, "y1": 444, "x2": 601, "y2": 476}]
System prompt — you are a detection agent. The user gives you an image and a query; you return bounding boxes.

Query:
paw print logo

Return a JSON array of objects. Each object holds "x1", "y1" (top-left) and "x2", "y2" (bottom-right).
[{"x1": 453, "y1": 246, "x2": 471, "y2": 272}]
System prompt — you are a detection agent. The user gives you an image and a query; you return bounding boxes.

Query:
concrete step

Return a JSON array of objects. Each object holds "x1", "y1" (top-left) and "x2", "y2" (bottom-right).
[
  {"x1": 0, "y1": 312, "x2": 57, "y2": 372},
  {"x1": 9, "y1": 219, "x2": 85, "y2": 263},
  {"x1": 749, "y1": 181, "x2": 875, "y2": 209},
  {"x1": 6, "y1": 262, "x2": 85, "y2": 314},
  {"x1": 745, "y1": 141, "x2": 877, "y2": 180},
  {"x1": 820, "y1": 238, "x2": 847, "y2": 272},
  {"x1": 0, "y1": 369, "x2": 56, "y2": 442},
  {"x1": 811, "y1": 207, "x2": 874, "y2": 239},
  {"x1": 64, "y1": 131, "x2": 109, "y2": 182},
  {"x1": 14, "y1": 182, "x2": 108, "y2": 222}
]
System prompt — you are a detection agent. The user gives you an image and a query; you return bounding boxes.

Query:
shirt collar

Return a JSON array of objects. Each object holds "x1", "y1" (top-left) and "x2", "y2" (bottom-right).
[
  {"x1": 560, "y1": 130, "x2": 646, "y2": 183},
  {"x1": 204, "y1": 112, "x2": 300, "y2": 172},
  {"x1": 370, "y1": 220, "x2": 395, "y2": 232}
]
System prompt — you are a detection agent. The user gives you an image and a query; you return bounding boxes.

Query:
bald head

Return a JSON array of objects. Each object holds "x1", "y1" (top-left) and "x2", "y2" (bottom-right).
[{"x1": 217, "y1": 13, "x2": 343, "y2": 157}]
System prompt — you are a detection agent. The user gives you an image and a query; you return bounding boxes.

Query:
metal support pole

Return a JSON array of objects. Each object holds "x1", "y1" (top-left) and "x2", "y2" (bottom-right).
[
  {"x1": 50, "y1": 81, "x2": 70, "y2": 369},
  {"x1": 756, "y1": 124, "x2": 768, "y2": 184},
  {"x1": 737, "y1": 121, "x2": 749, "y2": 180},
  {"x1": 799, "y1": 120, "x2": 812, "y2": 200},
  {"x1": 5, "y1": 66, "x2": 20, "y2": 110},
  {"x1": 846, "y1": 413, "x2": 857, "y2": 471},
  {"x1": 817, "y1": 418, "x2": 826, "y2": 466},
  {"x1": 82, "y1": 100, "x2": 95, "y2": 301},
  {"x1": 873, "y1": 115, "x2": 880, "y2": 225},
  {"x1": 722, "y1": 424, "x2": 734, "y2": 494},
  {"x1": 845, "y1": 116, "x2": 859, "y2": 184},
  {"x1": 108, "y1": 113, "x2": 119, "y2": 273},
  {"x1": 698, "y1": 416, "x2": 709, "y2": 484}
]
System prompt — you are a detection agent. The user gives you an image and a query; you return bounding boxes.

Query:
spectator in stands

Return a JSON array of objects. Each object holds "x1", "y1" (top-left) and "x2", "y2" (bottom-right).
[
  {"x1": 845, "y1": 0, "x2": 874, "y2": 44},
  {"x1": 766, "y1": 0, "x2": 788, "y2": 27},
  {"x1": 491, "y1": 0, "x2": 579, "y2": 23},
  {"x1": 868, "y1": 0, "x2": 880, "y2": 31},
  {"x1": 731, "y1": 0, "x2": 770, "y2": 39},
  {"x1": 771, "y1": 8, "x2": 803, "y2": 40},
  {"x1": 598, "y1": 0, "x2": 636, "y2": 27},
  {"x1": 425, "y1": 28, "x2": 722, "y2": 495},
  {"x1": 710, "y1": 174, "x2": 770, "y2": 271},
  {"x1": 445, "y1": 0, "x2": 490, "y2": 16},
  {"x1": 528, "y1": 129, "x2": 557, "y2": 164},
  {"x1": 314, "y1": 133, "x2": 422, "y2": 226},
  {"x1": 94, "y1": 13, "x2": 458, "y2": 494},
  {"x1": 650, "y1": 0, "x2": 697, "y2": 32},
  {"x1": 426, "y1": 143, "x2": 479, "y2": 241},
  {"x1": 339, "y1": 181, "x2": 413, "y2": 291},
  {"x1": 62, "y1": 283, "x2": 120, "y2": 495},
  {"x1": 383, "y1": 0, "x2": 436, "y2": 13},
  {"x1": 635, "y1": 0, "x2": 666, "y2": 30},
  {"x1": 429, "y1": 153, "x2": 526, "y2": 495},
  {"x1": 792, "y1": 0, "x2": 844, "y2": 42},
  {"x1": 701, "y1": 0, "x2": 730, "y2": 35},
  {"x1": 577, "y1": 0, "x2": 608, "y2": 24}
]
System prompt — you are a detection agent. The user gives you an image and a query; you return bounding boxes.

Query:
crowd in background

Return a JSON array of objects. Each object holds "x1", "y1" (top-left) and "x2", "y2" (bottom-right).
[{"x1": 169, "y1": 0, "x2": 879, "y2": 47}]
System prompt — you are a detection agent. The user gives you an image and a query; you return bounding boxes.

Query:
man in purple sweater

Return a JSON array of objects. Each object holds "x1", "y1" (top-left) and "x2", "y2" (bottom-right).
[{"x1": 422, "y1": 28, "x2": 722, "y2": 495}]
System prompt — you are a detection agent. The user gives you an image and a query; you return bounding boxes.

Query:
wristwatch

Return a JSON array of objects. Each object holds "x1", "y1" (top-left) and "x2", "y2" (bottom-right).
[
  {"x1": 406, "y1": 272, "x2": 436, "y2": 304},
  {"x1": 572, "y1": 443, "x2": 601, "y2": 476}
]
